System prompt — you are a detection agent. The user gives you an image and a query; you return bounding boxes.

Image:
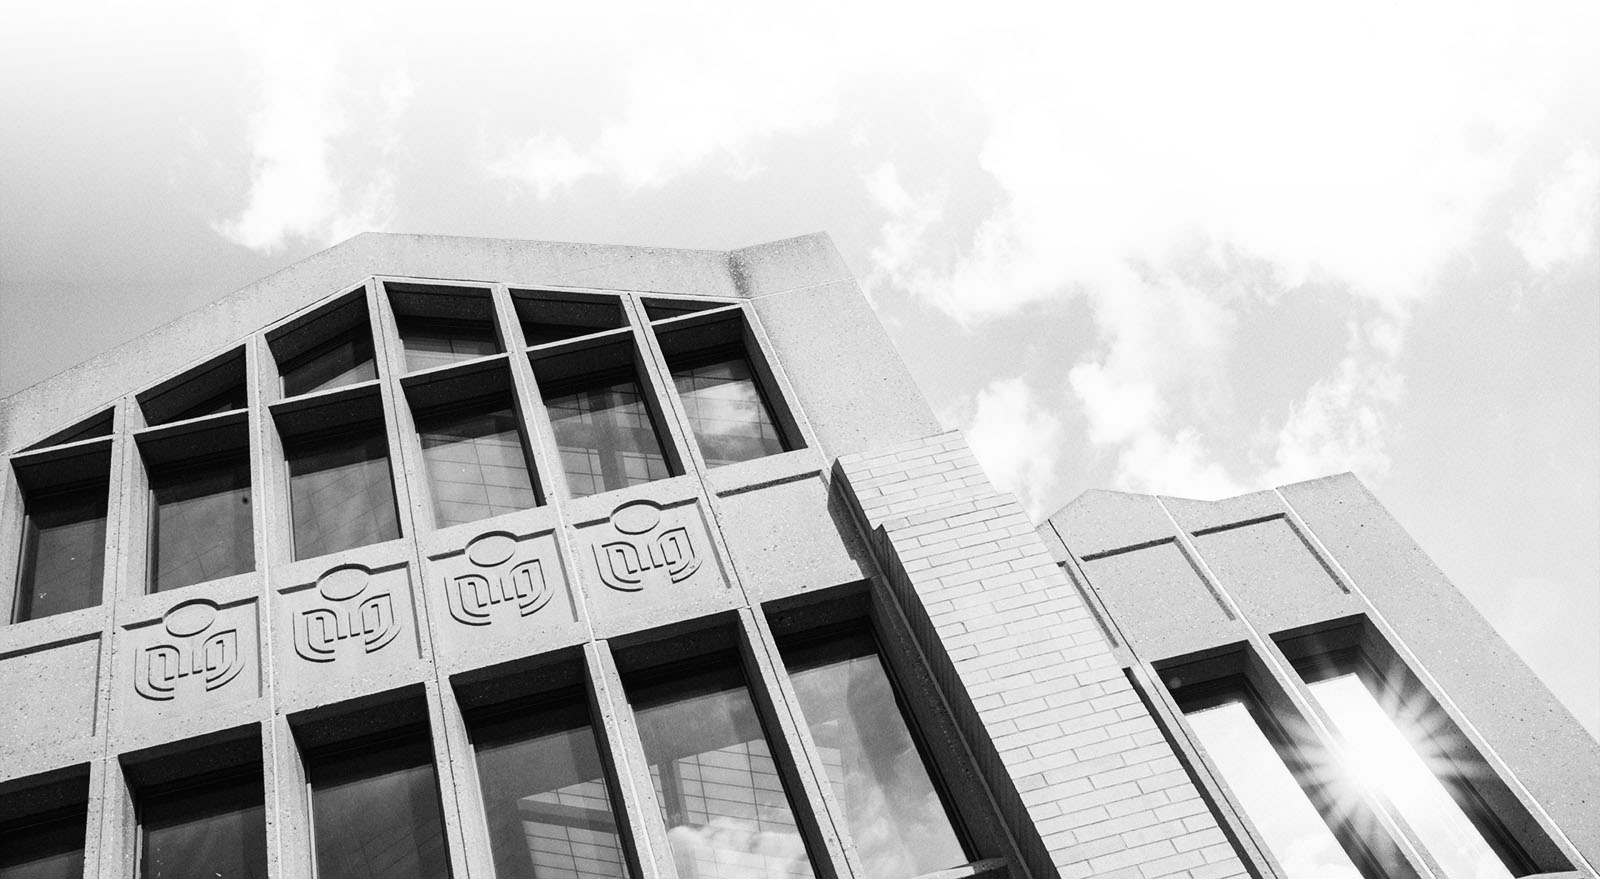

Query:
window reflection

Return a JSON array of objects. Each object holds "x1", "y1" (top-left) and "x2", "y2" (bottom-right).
[
  {"x1": 472, "y1": 697, "x2": 630, "y2": 879},
  {"x1": 149, "y1": 455, "x2": 254, "y2": 592},
  {"x1": 781, "y1": 633, "x2": 966, "y2": 879},
  {"x1": 670, "y1": 355, "x2": 787, "y2": 468},
  {"x1": 629, "y1": 663, "x2": 815, "y2": 879},
  {"x1": 282, "y1": 328, "x2": 377, "y2": 398},
  {"x1": 1185, "y1": 698, "x2": 1364, "y2": 879},
  {"x1": 398, "y1": 318, "x2": 499, "y2": 373},
  {"x1": 287, "y1": 429, "x2": 399, "y2": 560},
  {"x1": 139, "y1": 772, "x2": 267, "y2": 879},
  {"x1": 1307, "y1": 673, "x2": 1518, "y2": 879},
  {"x1": 544, "y1": 373, "x2": 670, "y2": 498},
  {"x1": 15, "y1": 484, "x2": 107, "y2": 622},
  {"x1": 309, "y1": 734, "x2": 451, "y2": 879},
  {"x1": 0, "y1": 809, "x2": 85, "y2": 879},
  {"x1": 418, "y1": 405, "x2": 538, "y2": 528}
]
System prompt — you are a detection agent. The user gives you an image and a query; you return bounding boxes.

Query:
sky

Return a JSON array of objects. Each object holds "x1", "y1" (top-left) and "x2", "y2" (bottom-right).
[{"x1": 0, "y1": 1, "x2": 1595, "y2": 736}]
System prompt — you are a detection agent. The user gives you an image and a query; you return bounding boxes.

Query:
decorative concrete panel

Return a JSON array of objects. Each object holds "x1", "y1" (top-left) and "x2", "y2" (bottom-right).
[
  {"x1": 423, "y1": 525, "x2": 583, "y2": 673},
  {"x1": 571, "y1": 495, "x2": 731, "y2": 638},
  {"x1": 1082, "y1": 542, "x2": 1240, "y2": 662},
  {"x1": 116, "y1": 597, "x2": 260, "y2": 728},
  {"x1": 0, "y1": 635, "x2": 100, "y2": 777},
  {"x1": 1193, "y1": 516, "x2": 1356, "y2": 634},
  {"x1": 273, "y1": 559, "x2": 425, "y2": 710}
]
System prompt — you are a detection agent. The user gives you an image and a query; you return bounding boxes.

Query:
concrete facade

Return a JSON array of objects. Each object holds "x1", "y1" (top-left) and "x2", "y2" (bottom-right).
[{"x1": 0, "y1": 233, "x2": 1594, "y2": 879}]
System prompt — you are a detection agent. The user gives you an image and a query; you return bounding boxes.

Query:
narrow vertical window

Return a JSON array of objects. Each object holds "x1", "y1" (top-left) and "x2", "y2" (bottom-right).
[
  {"x1": 417, "y1": 404, "x2": 538, "y2": 528},
  {"x1": 138, "y1": 772, "x2": 267, "y2": 879},
  {"x1": 282, "y1": 327, "x2": 377, "y2": 398},
  {"x1": 148, "y1": 454, "x2": 254, "y2": 592},
  {"x1": 471, "y1": 697, "x2": 630, "y2": 879},
  {"x1": 286, "y1": 428, "x2": 399, "y2": 560},
  {"x1": 0, "y1": 808, "x2": 85, "y2": 879},
  {"x1": 14, "y1": 483, "x2": 107, "y2": 622},
  {"x1": 629, "y1": 662, "x2": 816, "y2": 879},
  {"x1": 1304, "y1": 670, "x2": 1526, "y2": 879},
  {"x1": 780, "y1": 632, "x2": 967, "y2": 879},
  {"x1": 669, "y1": 352, "x2": 787, "y2": 468},
  {"x1": 1182, "y1": 694, "x2": 1368, "y2": 879},
  {"x1": 544, "y1": 372, "x2": 670, "y2": 498},
  {"x1": 308, "y1": 734, "x2": 451, "y2": 879}
]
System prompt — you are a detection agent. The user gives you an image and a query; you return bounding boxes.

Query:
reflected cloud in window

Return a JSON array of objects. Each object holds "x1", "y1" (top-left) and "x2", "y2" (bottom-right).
[
  {"x1": 782, "y1": 632, "x2": 966, "y2": 879},
  {"x1": 670, "y1": 355, "x2": 786, "y2": 468},
  {"x1": 630, "y1": 664, "x2": 815, "y2": 879}
]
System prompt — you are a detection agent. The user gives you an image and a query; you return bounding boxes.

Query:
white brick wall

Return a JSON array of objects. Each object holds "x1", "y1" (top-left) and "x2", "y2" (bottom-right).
[{"x1": 836, "y1": 431, "x2": 1250, "y2": 879}]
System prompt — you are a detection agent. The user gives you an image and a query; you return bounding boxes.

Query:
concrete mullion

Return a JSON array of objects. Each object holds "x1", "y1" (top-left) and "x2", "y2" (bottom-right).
[
  {"x1": 266, "y1": 713, "x2": 312, "y2": 879},
  {"x1": 735, "y1": 607, "x2": 862, "y2": 879},
  {"x1": 619, "y1": 295, "x2": 697, "y2": 480},
  {"x1": 89, "y1": 397, "x2": 138, "y2": 879},
  {"x1": 585, "y1": 639, "x2": 677, "y2": 879},
  {"x1": 489, "y1": 283, "x2": 572, "y2": 506},
  {"x1": 422, "y1": 677, "x2": 478, "y2": 879}
]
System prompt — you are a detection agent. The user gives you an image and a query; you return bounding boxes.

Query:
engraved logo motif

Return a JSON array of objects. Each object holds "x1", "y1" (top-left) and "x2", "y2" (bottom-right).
[
  {"x1": 594, "y1": 500, "x2": 701, "y2": 592},
  {"x1": 444, "y1": 532, "x2": 552, "y2": 626},
  {"x1": 293, "y1": 565, "x2": 400, "y2": 663},
  {"x1": 135, "y1": 599, "x2": 242, "y2": 702}
]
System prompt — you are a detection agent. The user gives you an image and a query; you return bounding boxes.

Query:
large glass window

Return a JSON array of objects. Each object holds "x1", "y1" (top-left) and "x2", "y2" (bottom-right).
[
  {"x1": 471, "y1": 696, "x2": 630, "y2": 879},
  {"x1": 308, "y1": 734, "x2": 451, "y2": 879},
  {"x1": 397, "y1": 317, "x2": 499, "y2": 373},
  {"x1": 149, "y1": 455, "x2": 254, "y2": 592},
  {"x1": 138, "y1": 772, "x2": 267, "y2": 879},
  {"x1": 1303, "y1": 669, "x2": 1528, "y2": 879},
  {"x1": 780, "y1": 632, "x2": 966, "y2": 879},
  {"x1": 629, "y1": 662, "x2": 815, "y2": 879},
  {"x1": 1183, "y1": 693, "x2": 1368, "y2": 879},
  {"x1": 544, "y1": 373, "x2": 670, "y2": 498},
  {"x1": 418, "y1": 404, "x2": 538, "y2": 528},
  {"x1": 669, "y1": 353, "x2": 787, "y2": 468},
  {"x1": 14, "y1": 483, "x2": 107, "y2": 622},
  {"x1": 282, "y1": 328, "x2": 377, "y2": 398},
  {"x1": 0, "y1": 808, "x2": 85, "y2": 879},
  {"x1": 287, "y1": 428, "x2": 399, "y2": 560}
]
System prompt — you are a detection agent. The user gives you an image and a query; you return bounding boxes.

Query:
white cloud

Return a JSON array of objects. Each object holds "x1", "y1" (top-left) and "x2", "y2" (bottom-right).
[
  {"x1": 1511, "y1": 148, "x2": 1600, "y2": 272},
  {"x1": 216, "y1": 7, "x2": 411, "y2": 253},
  {"x1": 963, "y1": 377, "x2": 1065, "y2": 517}
]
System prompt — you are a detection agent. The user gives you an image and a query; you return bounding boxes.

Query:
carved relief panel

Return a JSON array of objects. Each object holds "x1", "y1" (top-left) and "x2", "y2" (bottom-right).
[
  {"x1": 116, "y1": 598, "x2": 260, "y2": 736},
  {"x1": 572, "y1": 497, "x2": 731, "y2": 637},
  {"x1": 273, "y1": 560, "x2": 423, "y2": 708},
  {"x1": 423, "y1": 526, "x2": 582, "y2": 672}
]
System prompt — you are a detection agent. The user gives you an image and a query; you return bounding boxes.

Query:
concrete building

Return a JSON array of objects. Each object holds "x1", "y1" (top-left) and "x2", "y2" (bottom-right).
[{"x1": 0, "y1": 233, "x2": 1594, "y2": 879}]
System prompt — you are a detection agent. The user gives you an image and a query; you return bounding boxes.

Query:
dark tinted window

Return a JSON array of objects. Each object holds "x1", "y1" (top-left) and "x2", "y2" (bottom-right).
[
  {"x1": 629, "y1": 663, "x2": 815, "y2": 879},
  {"x1": 282, "y1": 328, "x2": 376, "y2": 398},
  {"x1": 418, "y1": 405, "x2": 537, "y2": 528},
  {"x1": 309, "y1": 735, "x2": 451, "y2": 879},
  {"x1": 139, "y1": 772, "x2": 267, "y2": 879},
  {"x1": 149, "y1": 455, "x2": 254, "y2": 592},
  {"x1": 781, "y1": 633, "x2": 966, "y2": 878},
  {"x1": 398, "y1": 317, "x2": 499, "y2": 373},
  {"x1": 14, "y1": 484, "x2": 107, "y2": 622},
  {"x1": 472, "y1": 698, "x2": 629, "y2": 879},
  {"x1": 545, "y1": 374, "x2": 669, "y2": 498},
  {"x1": 671, "y1": 354, "x2": 786, "y2": 467},
  {"x1": 287, "y1": 429, "x2": 399, "y2": 560},
  {"x1": 0, "y1": 809, "x2": 85, "y2": 879}
]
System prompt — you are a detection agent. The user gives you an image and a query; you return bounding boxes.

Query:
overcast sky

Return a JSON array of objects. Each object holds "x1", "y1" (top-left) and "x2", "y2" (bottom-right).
[{"x1": 1, "y1": 1, "x2": 1595, "y2": 735}]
